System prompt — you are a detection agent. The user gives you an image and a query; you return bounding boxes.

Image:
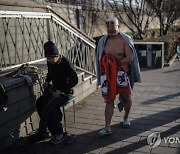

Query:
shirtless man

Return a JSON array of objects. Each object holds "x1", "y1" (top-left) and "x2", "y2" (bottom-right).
[
  {"x1": 104, "y1": 18, "x2": 133, "y2": 72},
  {"x1": 96, "y1": 17, "x2": 141, "y2": 136}
]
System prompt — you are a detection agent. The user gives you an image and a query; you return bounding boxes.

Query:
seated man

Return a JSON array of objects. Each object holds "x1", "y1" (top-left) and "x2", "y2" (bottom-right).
[{"x1": 28, "y1": 41, "x2": 78, "y2": 144}]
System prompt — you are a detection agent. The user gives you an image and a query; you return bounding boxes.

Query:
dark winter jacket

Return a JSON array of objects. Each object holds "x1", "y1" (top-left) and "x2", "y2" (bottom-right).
[{"x1": 46, "y1": 56, "x2": 78, "y2": 94}]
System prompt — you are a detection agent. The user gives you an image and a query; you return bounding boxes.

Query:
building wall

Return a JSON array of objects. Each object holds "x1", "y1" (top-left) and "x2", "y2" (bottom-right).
[{"x1": 0, "y1": 0, "x2": 162, "y2": 39}]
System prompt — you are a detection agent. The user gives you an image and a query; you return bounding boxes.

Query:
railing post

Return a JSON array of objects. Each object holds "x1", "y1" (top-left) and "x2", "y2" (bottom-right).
[
  {"x1": 46, "y1": 5, "x2": 52, "y2": 41},
  {"x1": 76, "y1": 8, "x2": 80, "y2": 29},
  {"x1": 161, "y1": 43, "x2": 164, "y2": 68}
]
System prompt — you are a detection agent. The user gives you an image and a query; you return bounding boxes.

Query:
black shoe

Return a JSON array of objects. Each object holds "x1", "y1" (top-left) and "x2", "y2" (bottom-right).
[
  {"x1": 28, "y1": 133, "x2": 45, "y2": 143},
  {"x1": 29, "y1": 129, "x2": 50, "y2": 138},
  {"x1": 117, "y1": 101, "x2": 124, "y2": 112},
  {"x1": 50, "y1": 132, "x2": 67, "y2": 145},
  {"x1": 64, "y1": 134, "x2": 76, "y2": 145},
  {"x1": 118, "y1": 95, "x2": 125, "y2": 112}
]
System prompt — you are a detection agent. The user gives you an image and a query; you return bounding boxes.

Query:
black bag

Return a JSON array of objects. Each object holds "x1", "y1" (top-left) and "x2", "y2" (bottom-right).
[{"x1": 0, "y1": 83, "x2": 8, "y2": 109}]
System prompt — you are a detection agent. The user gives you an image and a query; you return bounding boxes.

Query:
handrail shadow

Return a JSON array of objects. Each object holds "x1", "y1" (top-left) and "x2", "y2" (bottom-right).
[
  {"x1": 3, "y1": 106, "x2": 179, "y2": 153},
  {"x1": 141, "y1": 92, "x2": 180, "y2": 105}
]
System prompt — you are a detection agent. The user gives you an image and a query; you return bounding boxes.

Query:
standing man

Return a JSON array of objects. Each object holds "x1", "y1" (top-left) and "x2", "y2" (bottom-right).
[
  {"x1": 28, "y1": 41, "x2": 78, "y2": 144},
  {"x1": 96, "y1": 17, "x2": 141, "y2": 136}
]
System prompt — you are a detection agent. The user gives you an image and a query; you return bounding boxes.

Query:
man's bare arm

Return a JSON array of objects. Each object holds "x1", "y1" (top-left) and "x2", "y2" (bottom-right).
[{"x1": 121, "y1": 42, "x2": 133, "y2": 64}]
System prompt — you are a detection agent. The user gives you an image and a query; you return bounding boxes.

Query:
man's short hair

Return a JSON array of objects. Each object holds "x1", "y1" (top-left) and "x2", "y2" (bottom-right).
[{"x1": 106, "y1": 17, "x2": 119, "y2": 25}]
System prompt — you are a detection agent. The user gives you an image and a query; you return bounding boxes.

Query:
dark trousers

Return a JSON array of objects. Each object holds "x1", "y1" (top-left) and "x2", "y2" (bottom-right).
[{"x1": 36, "y1": 91, "x2": 69, "y2": 136}]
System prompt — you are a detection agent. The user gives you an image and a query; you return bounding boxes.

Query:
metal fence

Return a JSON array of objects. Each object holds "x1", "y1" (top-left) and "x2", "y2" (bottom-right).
[{"x1": 0, "y1": 8, "x2": 96, "y2": 76}]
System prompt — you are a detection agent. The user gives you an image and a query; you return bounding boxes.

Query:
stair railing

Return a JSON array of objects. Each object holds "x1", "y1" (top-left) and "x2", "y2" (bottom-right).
[{"x1": 0, "y1": 6, "x2": 96, "y2": 76}]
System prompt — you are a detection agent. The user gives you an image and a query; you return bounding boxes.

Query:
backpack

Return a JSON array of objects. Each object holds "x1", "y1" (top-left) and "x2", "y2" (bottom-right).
[{"x1": 0, "y1": 83, "x2": 8, "y2": 110}]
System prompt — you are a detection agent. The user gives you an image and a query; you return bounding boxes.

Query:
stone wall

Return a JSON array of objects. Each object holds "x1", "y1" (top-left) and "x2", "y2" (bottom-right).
[
  {"x1": 0, "y1": 0, "x2": 161, "y2": 39},
  {"x1": 0, "y1": 76, "x2": 40, "y2": 150}
]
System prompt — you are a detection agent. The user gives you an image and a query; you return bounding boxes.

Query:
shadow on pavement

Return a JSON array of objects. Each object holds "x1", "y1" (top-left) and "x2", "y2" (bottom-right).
[
  {"x1": 140, "y1": 92, "x2": 180, "y2": 105},
  {"x1": 163, "y1": 68, "x2": 180, "y2": 73},
  {"x1": 3, "y1": 106, "x2": 179, "y2": 154}
]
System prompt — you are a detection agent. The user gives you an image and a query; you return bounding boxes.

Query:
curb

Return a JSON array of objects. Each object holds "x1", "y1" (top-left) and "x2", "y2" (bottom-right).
[{"x1": 164, "y1": 53, "x2": 177, "y2": 67}]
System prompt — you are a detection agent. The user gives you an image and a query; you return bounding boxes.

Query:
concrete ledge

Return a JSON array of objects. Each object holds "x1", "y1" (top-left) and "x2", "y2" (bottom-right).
[{"x1": 164, "y1": 53, "x2": 177, "y2": 67}]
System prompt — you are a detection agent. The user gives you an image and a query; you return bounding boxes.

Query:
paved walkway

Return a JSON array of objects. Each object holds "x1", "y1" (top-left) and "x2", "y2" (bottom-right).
[{"x1": 3, "y1": 60, "x2": 180, "y2": 154}]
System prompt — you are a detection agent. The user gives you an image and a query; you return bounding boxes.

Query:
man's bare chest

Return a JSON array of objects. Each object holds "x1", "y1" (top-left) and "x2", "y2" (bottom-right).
[{"x1": 104, "y1": 38, "x2": 125, "y2": 57}]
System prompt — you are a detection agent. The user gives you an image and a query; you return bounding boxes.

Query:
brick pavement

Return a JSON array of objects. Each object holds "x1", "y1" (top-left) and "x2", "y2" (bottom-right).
[{"x1": 2, "y1": 60, "x2": 180, "y2": 154}]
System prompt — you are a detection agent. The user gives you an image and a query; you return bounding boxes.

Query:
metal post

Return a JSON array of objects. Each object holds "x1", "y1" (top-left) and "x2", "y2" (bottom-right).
[
  {"x1": 63, "y1": 106, "x2": 67, "y2": 132},
  {"x1": 76, "y1": 8, "x2": 80, "y2": 29},
  {"x1": 160, "y1": 1, "x2": 163, "y2": 36},
  {"x1": 46, "y1": 6, "x2": 52, "y2": 41},
  {"x1": 73, "y1": 100, "x2": 76, "y2": 123},
  {"x1": 161, "y1": 43, "x2": 164, "y2": 68}
]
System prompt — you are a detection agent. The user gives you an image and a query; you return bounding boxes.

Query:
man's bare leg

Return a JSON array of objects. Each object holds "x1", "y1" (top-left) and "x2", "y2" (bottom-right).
[
  {"x1": 105, "y1": 100, "x2": 114, "y2": 131},
  {"x1": 122, "y1": 93, "x2": 132, "y2": 120}
]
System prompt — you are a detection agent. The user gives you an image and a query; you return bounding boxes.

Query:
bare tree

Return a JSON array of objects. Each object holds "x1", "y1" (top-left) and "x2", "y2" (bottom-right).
[
  {"x1": 107, "y1": 0, "x2": 155, "y2": 39},
  {"x1": 146, "y1": 0, "x2": 180, "y2": 36}
]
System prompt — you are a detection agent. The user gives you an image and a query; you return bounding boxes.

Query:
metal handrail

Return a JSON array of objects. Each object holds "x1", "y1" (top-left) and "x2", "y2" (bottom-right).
[
  {"x1": 0, "y1": 9, "x2": 96, "y2": 76},
  {"x1": 0, "y1": 1, "x2": 95, "y2": 43}
]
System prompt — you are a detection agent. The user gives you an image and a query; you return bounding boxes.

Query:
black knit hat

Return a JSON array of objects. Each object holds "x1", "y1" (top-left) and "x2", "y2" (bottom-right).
[{"x1": 44, "y1": 41, "x2": 59, "y2": 57}]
